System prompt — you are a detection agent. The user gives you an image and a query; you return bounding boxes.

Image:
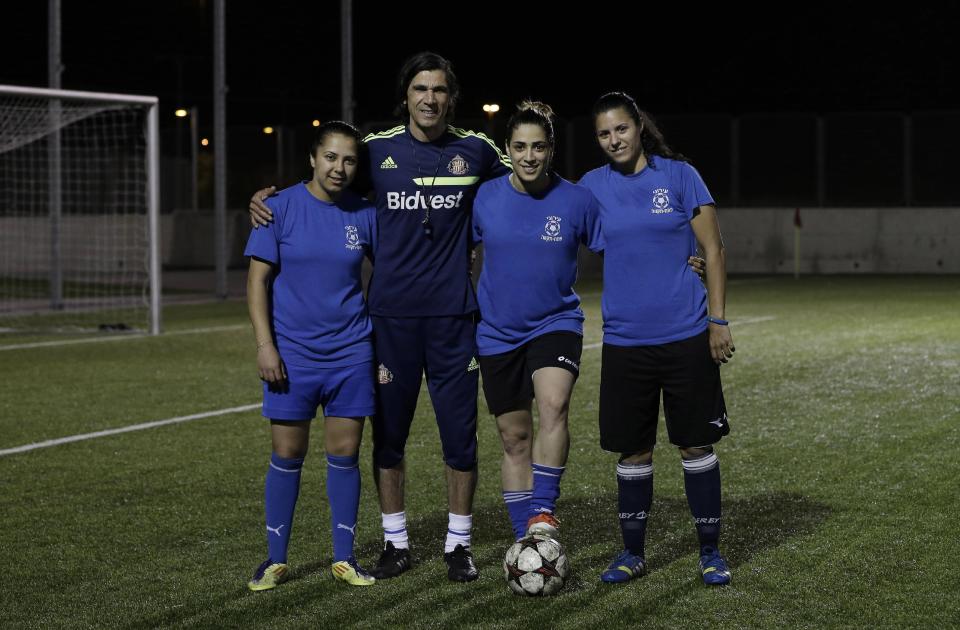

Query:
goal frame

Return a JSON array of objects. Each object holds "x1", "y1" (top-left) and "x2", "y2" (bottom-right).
[{"x1": 0, "y1": 84, "x2": 161, "y2": 335}]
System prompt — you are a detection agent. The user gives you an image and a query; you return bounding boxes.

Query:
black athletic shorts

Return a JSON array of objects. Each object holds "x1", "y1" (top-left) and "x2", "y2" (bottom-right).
[
  {"x1": 479, "y1": 331, "x2": 582, "y2": 416},
  {"x1": 599, "y1": 329, "x2": 729, "y2": 452}
]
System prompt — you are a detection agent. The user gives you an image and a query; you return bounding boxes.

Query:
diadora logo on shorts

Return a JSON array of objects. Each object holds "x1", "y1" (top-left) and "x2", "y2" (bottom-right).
[
  {"x1": 380, "y1": 156, "x2": 398, "y2": 169},
  {"x1": 447, "y1": 154, "x2": 469, "y2": 175},
  {"x1": 386, "y1": 190, "x2": 464, "y2": 210},
  {"x1": 557, "y1": 355, "x2": 579, "y2": 371},
  {"x1": 650, "y1": 188, "x2": 674, "y2": 214},
  {"x1": 378, "y1": 363, "x2": 394, "y2": 384},
  {"x1": 708, "y1": 412, "x2": 728, "y2": 428},
  {"x1": 467, "y1": 357, "x2": 480, "y2": 372},
  {"x1": 344, "y1": 225, "x2": 362, "y2": 250},
  {"x1": 541, "y1": 216, "x2": 563, "y2": 242}
]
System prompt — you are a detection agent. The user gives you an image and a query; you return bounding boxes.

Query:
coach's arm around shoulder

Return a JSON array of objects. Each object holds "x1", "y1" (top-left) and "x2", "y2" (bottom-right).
[{"x1": 249, "y1": 187, "x2": 276, "y2": 227}]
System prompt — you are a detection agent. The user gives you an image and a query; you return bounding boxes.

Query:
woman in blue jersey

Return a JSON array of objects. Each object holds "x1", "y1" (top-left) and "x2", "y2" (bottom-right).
[
  {"x1": 472, "y1": 102, "x2": 604, "y2": 541},
  {"x1": 578, "y1": 92, "x2": 735, "y2": 586},
  {"x1": 244, "y1": 121, "x2": 377, "y2": 590}
]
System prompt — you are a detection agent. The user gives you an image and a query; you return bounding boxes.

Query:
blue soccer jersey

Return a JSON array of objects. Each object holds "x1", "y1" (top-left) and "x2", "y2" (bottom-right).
[
  {"x1": 471, "y1": 174, "x2": 604, "y2": 355},
  {"x1": 244, "y1": 183, "x2": 376, "y2": 367},
  {"x1": 363, "y1": 125, "x2": 510, "y2": 317},
  {"x1": 579, "y1": 157, "x2": 715, "y2": 346}
]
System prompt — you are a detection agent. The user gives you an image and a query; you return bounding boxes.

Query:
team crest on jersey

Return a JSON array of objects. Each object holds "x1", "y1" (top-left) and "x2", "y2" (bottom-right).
[
  {"x1": 378, "y1": 363, "x2": 394, "y2": 384},
  {"x1": 344, "y1": 225, "x2": 362, "y2": 250},
  {"x1": 541, "y1": 215, "x2": 563, "y2": 242},
  {"x1": 651, "y1": 188, "x2": 673, "y2": 214},
  {"x1": 447, "y1": 154, "x2": 469, "y2": 176}
]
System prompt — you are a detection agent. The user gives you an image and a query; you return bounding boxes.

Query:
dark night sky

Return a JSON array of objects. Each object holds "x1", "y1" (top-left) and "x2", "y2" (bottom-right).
[{"x1": 3, "y1": 2, "x2": 959, "y2": 128}]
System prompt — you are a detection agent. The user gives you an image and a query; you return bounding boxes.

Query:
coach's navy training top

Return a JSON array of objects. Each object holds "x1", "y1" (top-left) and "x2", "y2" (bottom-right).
[
  {"x1": 472, "y1": 174, "x2": 604, "y2": 355},
  {"x1": 579, "y1": 156, "x2": 714, "y2": 346},
  {"x1": 363, "y1": 125, "x2": 510, "y2": 317},
  {"x1": 244, "y1": 184, "x2": 376, "y2": 367}
]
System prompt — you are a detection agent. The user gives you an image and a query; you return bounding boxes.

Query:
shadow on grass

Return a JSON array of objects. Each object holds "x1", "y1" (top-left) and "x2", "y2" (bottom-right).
[{"x1": 128, "y1": 490, "x2": 830, "y2": 628}]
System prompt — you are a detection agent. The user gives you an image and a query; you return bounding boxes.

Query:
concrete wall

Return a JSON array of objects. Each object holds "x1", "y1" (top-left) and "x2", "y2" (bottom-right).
[
  {"x1": 0, "y1": 215, "x2": 147, "y2": 275},
  {"x1": 719, "y1": 207, "x2": 958, "y2": 273},
  {"x1": 3, "y1": 208, "x2": 957, "y2": 276},
  {"x1": 162, "y1": 210, "x2": 251, "y2": 268},
  {"x1": 575, "y1": 207, "x2": 959, "y2": 276}
]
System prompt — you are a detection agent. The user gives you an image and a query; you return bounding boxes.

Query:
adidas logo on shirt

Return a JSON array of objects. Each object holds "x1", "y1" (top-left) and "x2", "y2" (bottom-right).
[
  {"x1": 380, "y1": 156, "x2": 398, "y2": 169},
  {"x1": 467, "y1": 357, "x2": 479, "y2": 372}
]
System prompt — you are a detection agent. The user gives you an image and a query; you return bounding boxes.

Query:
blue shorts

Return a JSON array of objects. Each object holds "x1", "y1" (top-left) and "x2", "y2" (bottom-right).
[
  {"x1": 370, "y1": 314, "x2": 478, "y2": 471},
  {"x1": 262, "y1": 360, "x2": 376, "y2": 421}
]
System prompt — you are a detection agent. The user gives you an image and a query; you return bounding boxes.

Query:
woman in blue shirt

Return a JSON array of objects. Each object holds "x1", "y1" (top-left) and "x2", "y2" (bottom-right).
[
  {"x1": 245, "y1": 121, "x2": 377, "y2": 590},
  {"x1": 578, "y1": 92, "x2": 735, "y2": 586},
  {"x1": 472, "y1": 102, "x2": 604, "y2": 541}
]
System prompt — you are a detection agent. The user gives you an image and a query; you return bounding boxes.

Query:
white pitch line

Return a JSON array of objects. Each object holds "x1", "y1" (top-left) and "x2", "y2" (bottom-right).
[
  {"x1": 727, "y1": 315, "x2": 777, "y2": 326},
  {"x1": 0, "y1": 403, "x2": 262, "y2": 458},
  {"x1": 583, "y1": 315, "x2": 776, "y2": 349},
  {"x1": 0, "y1": 324, "x2": 248, "y2": 351},
  {"x1": 1, "y1": 316, "x2": 778, "y2": 456}
]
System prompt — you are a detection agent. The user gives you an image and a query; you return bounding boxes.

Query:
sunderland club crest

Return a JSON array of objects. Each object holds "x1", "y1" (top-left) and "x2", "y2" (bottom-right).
[{"x1": 447, "y1": 154, "x2": 469, "y2": 175}]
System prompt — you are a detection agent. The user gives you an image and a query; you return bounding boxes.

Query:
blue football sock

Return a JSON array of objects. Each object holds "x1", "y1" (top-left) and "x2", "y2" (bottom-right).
[
  {"x1": 502, "y1": 490, "x2": 532, "y2": 538},
  {"x1": 682, "y1": 452, "x2": 722, "y2": 555},
  {"x1": 326, "y1": 453, "x2": 361, "y2": 562},
  {"x1": 264, "y1": 452, "x2": 304, "y2": 564},
  {"x1": 617, "y1": 461, "x2": 653, "y2": 558},
  {"x1": 530, "y1": 462, "x2": 565, "y2": 516}
]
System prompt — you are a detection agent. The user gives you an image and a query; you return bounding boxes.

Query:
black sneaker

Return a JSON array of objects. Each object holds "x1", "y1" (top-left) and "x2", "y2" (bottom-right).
[
  {"x1": 444, "y1": 544, "x2": 479, "y2": 582},
  {"x1": 369, "y1": 541, "x2": 412, "y2": 579}
]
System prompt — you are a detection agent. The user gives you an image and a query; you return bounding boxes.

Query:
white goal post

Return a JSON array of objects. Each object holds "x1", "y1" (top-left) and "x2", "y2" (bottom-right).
[{"x1": 0, "y1": 84, "x2": 161, "y2": 335}]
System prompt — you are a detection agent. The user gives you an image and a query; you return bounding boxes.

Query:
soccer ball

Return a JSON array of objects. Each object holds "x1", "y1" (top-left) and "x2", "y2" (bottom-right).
[{"x1": 503, "y1": 534, "x2": 569, "y2": 596}]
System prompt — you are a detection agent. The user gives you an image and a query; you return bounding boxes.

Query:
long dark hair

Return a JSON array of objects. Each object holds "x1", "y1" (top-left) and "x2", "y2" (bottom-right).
[
  {"x1": 393, "y1": 51, "x2": 459, "y2": 122},
  {"x1": 592, "y1": 91, "x2": 687, "y2": 164}
]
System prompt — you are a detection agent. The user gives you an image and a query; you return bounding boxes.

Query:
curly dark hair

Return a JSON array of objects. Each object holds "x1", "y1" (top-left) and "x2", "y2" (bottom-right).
[{"x1": 505, "y1": 100, "x2": 556, "y2": 145}]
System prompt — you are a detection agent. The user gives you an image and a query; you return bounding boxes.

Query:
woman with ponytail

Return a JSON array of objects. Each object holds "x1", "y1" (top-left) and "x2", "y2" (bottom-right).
[
  {"x1": 471, "y1": 101, "x2": 604, "y2": 542},
  {"x1": 579, "y1": 92, "x2": 734, "y2": 586}
]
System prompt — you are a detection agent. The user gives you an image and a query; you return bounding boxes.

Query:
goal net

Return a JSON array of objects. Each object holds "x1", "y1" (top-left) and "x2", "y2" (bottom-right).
[{"x1": 0, "y1": 85, "x2": 160, "y2": 336}]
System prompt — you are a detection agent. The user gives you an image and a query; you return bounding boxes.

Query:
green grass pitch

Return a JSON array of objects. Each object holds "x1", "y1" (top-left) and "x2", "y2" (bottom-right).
[{"x1": 1, "y1": 276, "x2": 957, "y2": 629}]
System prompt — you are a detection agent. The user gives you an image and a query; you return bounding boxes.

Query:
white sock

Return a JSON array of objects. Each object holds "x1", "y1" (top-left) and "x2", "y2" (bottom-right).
[
  {"x1": 381, "y1": 511, "x2": 409, "y2": 550},
  {"x1": 445, "y1": 512, "x2": 472, "y2": 553}
]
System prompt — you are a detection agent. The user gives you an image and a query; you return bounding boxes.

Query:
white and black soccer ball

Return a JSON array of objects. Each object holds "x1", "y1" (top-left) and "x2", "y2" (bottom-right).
[{"x1": 503, "y1": 534, "x2": 569, "y2": 596}]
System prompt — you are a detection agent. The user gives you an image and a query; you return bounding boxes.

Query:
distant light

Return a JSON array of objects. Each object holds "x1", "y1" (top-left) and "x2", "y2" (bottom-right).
[
  {"x1": 200, "y1": 138, "x2": 209, "y2": 147},
  {"x1": 312, "y1": 119, "x2": 321, "y2": 127},
  {"x1": 175, "y1": 109, "x2": 188, "y2": 118},
  {"x1": 263, "y1": 126, "x2": 274, "y2": 135},
  {"x1": 482, "y1": 103, "x2": 500, "y2": 114}
]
